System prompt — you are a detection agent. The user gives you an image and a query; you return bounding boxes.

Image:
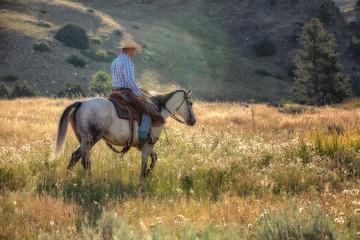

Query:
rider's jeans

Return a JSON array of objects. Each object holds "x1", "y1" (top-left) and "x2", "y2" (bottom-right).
[{"x1": 118, "y1": 91, "x2": 151, "y2": 138}]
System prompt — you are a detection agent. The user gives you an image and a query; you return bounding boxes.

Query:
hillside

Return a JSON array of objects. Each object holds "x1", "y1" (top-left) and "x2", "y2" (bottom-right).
[{"x1": 0, "y1": 0, "x2": 359, "y2": 101}]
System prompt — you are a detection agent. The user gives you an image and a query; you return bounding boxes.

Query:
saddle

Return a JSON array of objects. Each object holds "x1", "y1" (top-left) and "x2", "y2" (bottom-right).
[
  {"x1": 107, "y1": 89, "x2": 165, "y2": 154},
  {"x1": 108, "y1": 92, "x2": 141, "y2": 123}
]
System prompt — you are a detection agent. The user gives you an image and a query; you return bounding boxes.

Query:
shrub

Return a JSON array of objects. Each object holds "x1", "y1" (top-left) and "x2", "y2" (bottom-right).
[
  {"x1": 1, "y1": 74, "x2": 18, "y2": 82},
  {"x1": 56, "y1": 81, "x2": 86, "y2": 98},
  {"x1": 55, "y1": 23, "x2": 89, "y2": 49},
  {"x1": 33, "y1": 42, "x2": 50, "y2": 52},
  {"x1": 255, "y1": 37, "x2": 276, "y2": 57},
  {"x1": 67, "y1": 55, "x2": 86, "y2": 68},
  {"x1": 115, "y1": 29, "x2": 122, "y2": 36},
  {"x1": 89, "y1": 71, "x2": 112, "y2": 96},
  {"x1": 349, "y1": 36, "x2": 360, "y2": 58},
  {"x1": 81, "y1": 49, "x2": 117, "y2": 62},
  {"x1": 357, "y1": 0, "x2": 360, "y2": 7},
  {"x1": 39, "y1": 21, "x2": 52, "y2": 28},
  {"x1": 318, "y1": 5, "x2": 332, "y2": 25},
  {"x1": 180, "y1": 175, "x2": 194, "y2": 197},
  {"x1": 0, "y1": 167, "x2": 16, "y2": 191},
  {"x1": 0, "y1": 83, "x2": 9, "y2": 99},
  {"x1": 254, "y1": 69, "x2": 284, "y2": 80},
  {"x1": 90, "y1": 37, "x2": 102, "y2": 44},
  {"x1": 269, "y1": 0, "x2": 277, "y2": 6},
  {"x1": 10, "y1": 80, "x2": 38, "y2": 98}
]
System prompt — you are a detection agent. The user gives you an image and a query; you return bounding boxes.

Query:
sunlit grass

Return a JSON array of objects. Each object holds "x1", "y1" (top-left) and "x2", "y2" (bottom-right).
[{"x1": 1, "y1": 98, "x2": 360, "y2": 239}]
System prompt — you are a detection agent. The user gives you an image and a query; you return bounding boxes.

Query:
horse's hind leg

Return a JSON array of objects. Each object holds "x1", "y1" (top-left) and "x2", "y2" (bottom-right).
[
  {"x1": 81, "y1": 151, "x2": 91, "y2": 172},
  {"x1": 67, "y1": 145, "x2": 85, "y2": 172},
  {"x1": 67, "y1": 138, "x2": 98, "y2": 174}
]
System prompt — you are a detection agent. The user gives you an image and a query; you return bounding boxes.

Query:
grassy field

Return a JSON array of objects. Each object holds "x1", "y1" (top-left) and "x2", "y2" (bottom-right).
[{"x1": 1, "y1": 98, "x2": 360, "y2": 239}]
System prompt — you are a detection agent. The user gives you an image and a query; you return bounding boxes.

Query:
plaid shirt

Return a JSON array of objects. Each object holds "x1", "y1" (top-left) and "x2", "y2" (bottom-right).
[{"x1": 111, "y1": 53, "x2": 141, "y2": 96}]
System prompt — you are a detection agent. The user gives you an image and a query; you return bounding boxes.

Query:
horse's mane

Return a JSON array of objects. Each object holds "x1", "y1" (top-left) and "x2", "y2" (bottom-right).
[{"x1": 141, "y1": 88, "x2": 186, "y2": 110}]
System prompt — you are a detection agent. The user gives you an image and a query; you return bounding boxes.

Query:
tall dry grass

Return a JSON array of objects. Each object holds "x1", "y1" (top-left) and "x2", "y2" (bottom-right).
[{"x1": 1, "y1": 98, "x2": 360, "y2": 239}]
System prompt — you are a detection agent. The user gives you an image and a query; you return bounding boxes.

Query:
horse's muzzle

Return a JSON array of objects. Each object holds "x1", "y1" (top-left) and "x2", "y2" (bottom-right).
[{"x1": 187, "y1": 118, "x2": 196, "y2": 126}]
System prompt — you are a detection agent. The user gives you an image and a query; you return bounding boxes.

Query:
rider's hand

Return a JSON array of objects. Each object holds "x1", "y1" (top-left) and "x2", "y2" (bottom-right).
[{"x1": 137, "y1": 94, "x2": 144, "y2": 102}]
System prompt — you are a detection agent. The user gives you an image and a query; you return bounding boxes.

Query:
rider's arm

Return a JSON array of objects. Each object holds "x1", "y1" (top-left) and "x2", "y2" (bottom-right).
[{"x1": 123, "y1": 59, "x2": 142, "y2": 96}]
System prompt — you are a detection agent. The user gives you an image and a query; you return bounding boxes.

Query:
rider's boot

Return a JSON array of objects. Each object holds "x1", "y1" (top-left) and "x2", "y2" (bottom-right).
[{"x1": 139, "y1": 131, "x2": 153, "y2": 145}]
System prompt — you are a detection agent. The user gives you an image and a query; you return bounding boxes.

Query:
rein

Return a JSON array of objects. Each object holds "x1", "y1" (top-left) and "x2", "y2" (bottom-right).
[{"x1": 143, "y1": 89, "x2": 191, "y2": 124}]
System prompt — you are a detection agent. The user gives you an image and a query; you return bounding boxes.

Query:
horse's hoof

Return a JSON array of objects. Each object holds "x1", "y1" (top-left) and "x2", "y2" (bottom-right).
[{"x1": 145, "y1": 169, "x2": 152, "y2": 177}]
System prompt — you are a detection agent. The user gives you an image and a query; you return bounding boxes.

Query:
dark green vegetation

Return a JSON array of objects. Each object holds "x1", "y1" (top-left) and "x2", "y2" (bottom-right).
[
  {"x1": 67, "y1": 55, "x2": 86, "y2": 68},
  {"x1": 56, "y1": 82, "x2": 86, "y2": 98},
  {"x1": 55, "y1": 23, "x2": 89, "y2": 50},
  {"x1": 89, "y1": 71, "x2": 112, "y2": 96},
  {"x1": 1, "y1": 0, "x2": 358, "y2": 101},
  {"x1": 33, "y1": 42, "x2": 50, "y2": 52},
  {"x1": 292, "y1": 18, "x2": 351, "y2": 105}
]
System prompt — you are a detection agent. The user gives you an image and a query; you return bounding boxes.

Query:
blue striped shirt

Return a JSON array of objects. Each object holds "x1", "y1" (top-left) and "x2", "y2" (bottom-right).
[{"x1": 111, "y1": 53, "x2": 141, "y2": 96}]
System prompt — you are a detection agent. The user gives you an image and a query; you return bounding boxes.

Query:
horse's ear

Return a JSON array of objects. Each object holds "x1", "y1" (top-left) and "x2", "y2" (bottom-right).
[{"x1": 187, "y1": 88, "x2": 192, "y2": 95}]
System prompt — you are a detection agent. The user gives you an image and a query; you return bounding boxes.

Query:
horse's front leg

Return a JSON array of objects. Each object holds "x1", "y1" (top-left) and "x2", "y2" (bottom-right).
[
  {"x1": 140, "y1": 144, "x2": 155, "y2": 180},
  {"x1": 148, "y1": 151, "x2": 158, "y2": 174}
]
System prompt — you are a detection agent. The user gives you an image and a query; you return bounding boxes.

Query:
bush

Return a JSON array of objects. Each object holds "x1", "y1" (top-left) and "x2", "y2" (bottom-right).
[
  {"x1": 114, "y1": 30, "x2": 122, "y2": 36},
  {"x1": 255, "y1": 37, "x2": 276, "y2": 57},
  {"x1": 1, "y1": 74, "x2": 18, "y2": 82},
  {"x1": 254, "y1": 69, "x2": 284, "y2": 80},
  {"x1": 0, "y1": 83, "x2": 9, "y2": 99},
  {"x1": 0, "y1": 167, "x2": 16, "y2": 191},
  {"x1": 90, "y1": 37, "x2": 102, "y2": 44},
  {"x1": 349, "y1": 36, "x2": 360, "y2": 58},
  {"x1": 81, "y1": 49, "x2": 117, "y2": 62},
  {"x1": 10, "y1": 80, "x2": 38, "y2": 98},
  {"x1": 33, "y1": 42, "x2": 50, "y2": 52},
  {"x1": 56, "y1": 82, "x2": 86, "y2": 98},
  {"x1": 89, "y1": 71, "x2": 112, "y2": 96},
  {"x1": 318, "y1": 5, "x2": 332, "y2": 25},
  {"x1": 67, "y1": 55, "x2": 86, "y2": 68},
  {"x1": 39, "y1": 21, "x2": 52, "y2": 28},
  {"x1": 55, "y1": 23, "x2": 89, "y2": 49}
]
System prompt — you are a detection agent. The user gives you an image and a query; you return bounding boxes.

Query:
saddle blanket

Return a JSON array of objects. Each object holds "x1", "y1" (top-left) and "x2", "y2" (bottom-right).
[{"x1": 108, "y1": 95, "x2": 141, "y2": 123}]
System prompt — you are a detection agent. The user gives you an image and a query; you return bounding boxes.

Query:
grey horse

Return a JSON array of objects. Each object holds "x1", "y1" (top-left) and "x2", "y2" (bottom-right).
[{"x1": 54, "y1": 89, "x2": 196, "y2": 179}]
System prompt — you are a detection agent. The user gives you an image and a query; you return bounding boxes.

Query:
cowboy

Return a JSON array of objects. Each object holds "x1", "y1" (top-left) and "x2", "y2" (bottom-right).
[{"x1": 111, "y1": 39, "x2": 153, "y2": 145}]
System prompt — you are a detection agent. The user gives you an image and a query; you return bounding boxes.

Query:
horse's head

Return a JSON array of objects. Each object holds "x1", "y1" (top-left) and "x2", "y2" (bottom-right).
[{"x1": 174, "y1": 89, "x2": 196, "y2": 126}]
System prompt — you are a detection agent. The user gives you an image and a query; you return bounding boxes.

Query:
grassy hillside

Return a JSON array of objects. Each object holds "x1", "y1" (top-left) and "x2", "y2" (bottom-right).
[
  {"x1": 0, "y1": 0, "x2": 357, "y2": 101},
  {"x1": 1, "y1": 98, "x2": 360, "y2": 238}
]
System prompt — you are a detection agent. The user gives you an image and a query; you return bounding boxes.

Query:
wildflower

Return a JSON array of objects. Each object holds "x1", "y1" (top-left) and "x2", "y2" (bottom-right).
[
  {"x1": 352, "y1": 189, "x2": 359, "y2": 196},
  {"x1": 14, "y1": 201, "x2": 17, "y2": 206},
  {"x1": 335, "y1": 217, "x2": 345, "y2": 225},
  {"x1": 50, "y1": 220, "x2": 54, "y2": 226},
  {"x1": 354, "y1": 209, "x2": 360, "y2": 216},
  {"x1": 174, "y1": 215, "x2": 187, "y2": 224},
  {"x1": 342, "y1": 190, "x2": 349, "y2": 195},
  {"x1": 248, "y1": 224, "x2": 252, "y2": 230},
  {"x1": 299, "y1": 207, "x2": 304, "y2": 213}
]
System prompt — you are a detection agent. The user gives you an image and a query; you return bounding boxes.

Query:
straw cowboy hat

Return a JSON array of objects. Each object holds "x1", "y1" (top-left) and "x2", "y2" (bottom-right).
[{"x1": 118, "y1": 39, "x2": 142, "y2": 50}]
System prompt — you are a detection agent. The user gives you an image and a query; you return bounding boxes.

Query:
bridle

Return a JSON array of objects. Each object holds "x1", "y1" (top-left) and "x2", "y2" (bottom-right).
[
  {"x1": 163, "y1": 91, "x2": 192, "y2": 124},
  {"x1": 143, "y1": 89, "x2": 193, "y2": 124}
]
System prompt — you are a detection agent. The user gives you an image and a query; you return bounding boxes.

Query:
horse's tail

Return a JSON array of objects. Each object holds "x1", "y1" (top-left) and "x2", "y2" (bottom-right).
[{"x1": 53, "y1": 101, "x2": 82, "y2": 156}]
